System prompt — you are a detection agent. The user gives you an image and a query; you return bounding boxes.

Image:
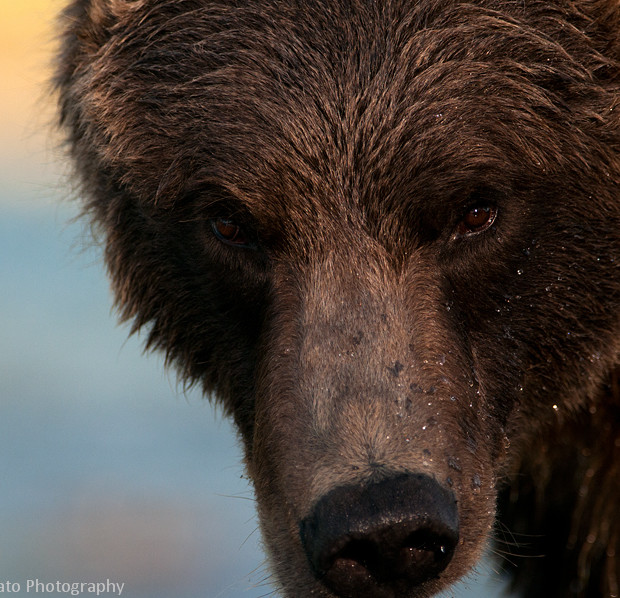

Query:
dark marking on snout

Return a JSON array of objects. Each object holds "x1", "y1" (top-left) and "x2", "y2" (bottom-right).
[
  {"x1": 388, "y1": 361, "x2": 405, "y2": 377},
  {"x1": 300, "y1": 473, "x2": 459, "y2": 598},
  {"x1": 351, "y1": 332, "x2": 363, "y2": 346}
]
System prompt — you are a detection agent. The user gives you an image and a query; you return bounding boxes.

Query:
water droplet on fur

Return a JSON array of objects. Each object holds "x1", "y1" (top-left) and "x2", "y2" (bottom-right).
[
  {"x1": 437, "y1": 354, "x2": 446, "y2": 366},
  {"x1": 552, "y1": 404, "x2": 559, "y2": 411},
  {"x1": 517, "y1": 269, "x2": 524, "y2": 275},
  {"x1": 450, "y1": 396, "x2": 457, "y2": 401},
  {"x1": 448, "y1": 457, "x2": 462, "y2": 472}
]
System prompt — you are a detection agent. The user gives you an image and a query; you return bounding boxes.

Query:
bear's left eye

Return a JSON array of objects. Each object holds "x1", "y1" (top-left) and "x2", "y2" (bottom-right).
[
  {"x1": 210, "y1": 218, "x2": 252, "y2": 248},
  {"x1": 456, "y1": 205, "x2": 497, "y2": 237}
]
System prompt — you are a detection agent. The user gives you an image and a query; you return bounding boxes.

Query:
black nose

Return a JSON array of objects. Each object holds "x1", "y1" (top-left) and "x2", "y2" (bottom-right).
[{"x1": 299, "y1": 473, "x2": 459, "y2": 598}]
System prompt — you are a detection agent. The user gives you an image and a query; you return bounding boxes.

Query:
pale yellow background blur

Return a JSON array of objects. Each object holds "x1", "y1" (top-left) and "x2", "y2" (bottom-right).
[{"x1": 1, "y1": 0, "x2": 65, "y2": 205}]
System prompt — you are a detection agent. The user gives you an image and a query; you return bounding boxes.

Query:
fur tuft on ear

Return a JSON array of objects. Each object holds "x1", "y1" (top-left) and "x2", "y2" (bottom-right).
[
  {"x1": 87, "y1": 0, "x2": 142, "y2": 28},
  {"x1": 56, "y1": 0, "x2": 144, "y2": 71}
]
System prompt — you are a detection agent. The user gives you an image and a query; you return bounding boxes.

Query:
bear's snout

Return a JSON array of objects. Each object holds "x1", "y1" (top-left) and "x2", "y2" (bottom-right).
[{"x1": 300, "y1": 473, "x2": 459, "y2": 597}]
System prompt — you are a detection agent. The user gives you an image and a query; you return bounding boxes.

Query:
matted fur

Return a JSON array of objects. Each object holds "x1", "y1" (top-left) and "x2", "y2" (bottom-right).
[{"x1": 56, "y1": 1, "x2": 619, "y2": 596}]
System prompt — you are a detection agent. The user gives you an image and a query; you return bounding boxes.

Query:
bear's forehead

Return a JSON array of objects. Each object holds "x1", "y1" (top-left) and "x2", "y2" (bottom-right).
[{"x1": 78, "y1": 0, "x2": 586, "y2": 217}]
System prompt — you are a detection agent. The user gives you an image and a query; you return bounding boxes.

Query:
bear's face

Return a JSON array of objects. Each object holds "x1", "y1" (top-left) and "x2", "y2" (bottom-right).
[{"x1": 57, "y1": 1, "x2": 620, "y2": 596}]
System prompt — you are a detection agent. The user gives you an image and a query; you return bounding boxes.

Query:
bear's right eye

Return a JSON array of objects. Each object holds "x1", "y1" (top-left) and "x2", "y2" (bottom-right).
[
  {"x1": 210, "y1": 218, "x2": 253, "y2": 248},
  {"x1": 455, "y1": 204, "x2": 498, "y2": 238}
]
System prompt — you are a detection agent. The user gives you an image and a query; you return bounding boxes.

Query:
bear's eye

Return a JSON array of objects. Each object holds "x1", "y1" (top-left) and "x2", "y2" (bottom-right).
[
  {"x1": 210, "y1": 218, "x2": 252, "y2": 248},
  {"x1": 456, "y1": 205, "x2": 497, "y2": 237}
]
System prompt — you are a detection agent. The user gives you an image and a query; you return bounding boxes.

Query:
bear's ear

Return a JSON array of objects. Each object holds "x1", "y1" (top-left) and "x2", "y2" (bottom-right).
[
  {"x1": 55, "y1": 0, "x2": 144, "y2": 128},
  {"x1": 58, "y1": 0, "x2": 142, "y2": 57},
  {"x1": 83, "y1": 0, "x2": 139, "y2": 31}
]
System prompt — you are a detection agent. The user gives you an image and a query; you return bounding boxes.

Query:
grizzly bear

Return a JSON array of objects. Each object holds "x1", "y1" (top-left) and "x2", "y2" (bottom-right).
[{"x1": 56, "y1": 0, "x2": 619, "y2": 596}]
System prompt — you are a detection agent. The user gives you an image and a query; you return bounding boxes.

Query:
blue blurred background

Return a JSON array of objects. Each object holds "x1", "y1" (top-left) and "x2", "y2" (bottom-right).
[{"x1": 1, "y1": 2, "x2": 508, "y2": 596}]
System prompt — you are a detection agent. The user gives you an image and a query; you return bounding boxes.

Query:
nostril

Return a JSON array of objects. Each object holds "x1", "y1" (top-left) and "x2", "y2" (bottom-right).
[
  {"x1": 327, "y1": 538, "x2": 379, "y2": 595},
  {"x1": 336, "y1": 537, "x2": 379, "y2": 571},
  {"x1": 300, "y1": 474, "x2": 459, "y2": 597},
  {"x1": 325, "y1": 524, "x2": 457, "y2": 590},
  {"x1": 400, "y1": 528, "x2": 456, "y2": 578}
]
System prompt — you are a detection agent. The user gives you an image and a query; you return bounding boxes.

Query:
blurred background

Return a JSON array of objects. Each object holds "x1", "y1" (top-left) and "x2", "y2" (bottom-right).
[{"x1": 1, "y1": 2, "x2": 507, "y2": 596}]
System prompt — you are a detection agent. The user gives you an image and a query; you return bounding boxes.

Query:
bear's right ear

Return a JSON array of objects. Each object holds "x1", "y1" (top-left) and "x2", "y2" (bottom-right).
[
  {"x1": 82, "y1": 0, "x2": 140, "y2": 31},
  {"x1": 55, "y1": 0, "x2": 145, "y2": 133},
  {"x1": 57, "y1": 0, "x2": 142, "y2": 61}
]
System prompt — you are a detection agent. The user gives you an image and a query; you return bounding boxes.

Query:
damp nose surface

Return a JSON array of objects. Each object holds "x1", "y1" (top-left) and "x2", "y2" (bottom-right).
[{"x1": 300, "y1": 473, "x2": 459, "y2": 598}]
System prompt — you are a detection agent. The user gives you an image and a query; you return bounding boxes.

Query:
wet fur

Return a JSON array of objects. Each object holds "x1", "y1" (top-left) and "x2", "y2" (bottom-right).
[{"x1": 56, "y1": 1, "x2": 620, "y2": 596}]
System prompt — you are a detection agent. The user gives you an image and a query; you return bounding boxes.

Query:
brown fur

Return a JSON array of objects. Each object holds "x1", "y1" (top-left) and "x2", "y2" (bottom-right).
[{"x1": 56, "y1": 0, "x2": 620, "y2": 596}]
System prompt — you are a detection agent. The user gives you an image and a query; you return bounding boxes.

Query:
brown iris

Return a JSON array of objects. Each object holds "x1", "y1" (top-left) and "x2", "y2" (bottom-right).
[
  {"x1": 457, "y1": 205, "x2": 497, "y2": 237},
  {"x1": 210, "y1": 218, "x2": 250, "y2": 247}
]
